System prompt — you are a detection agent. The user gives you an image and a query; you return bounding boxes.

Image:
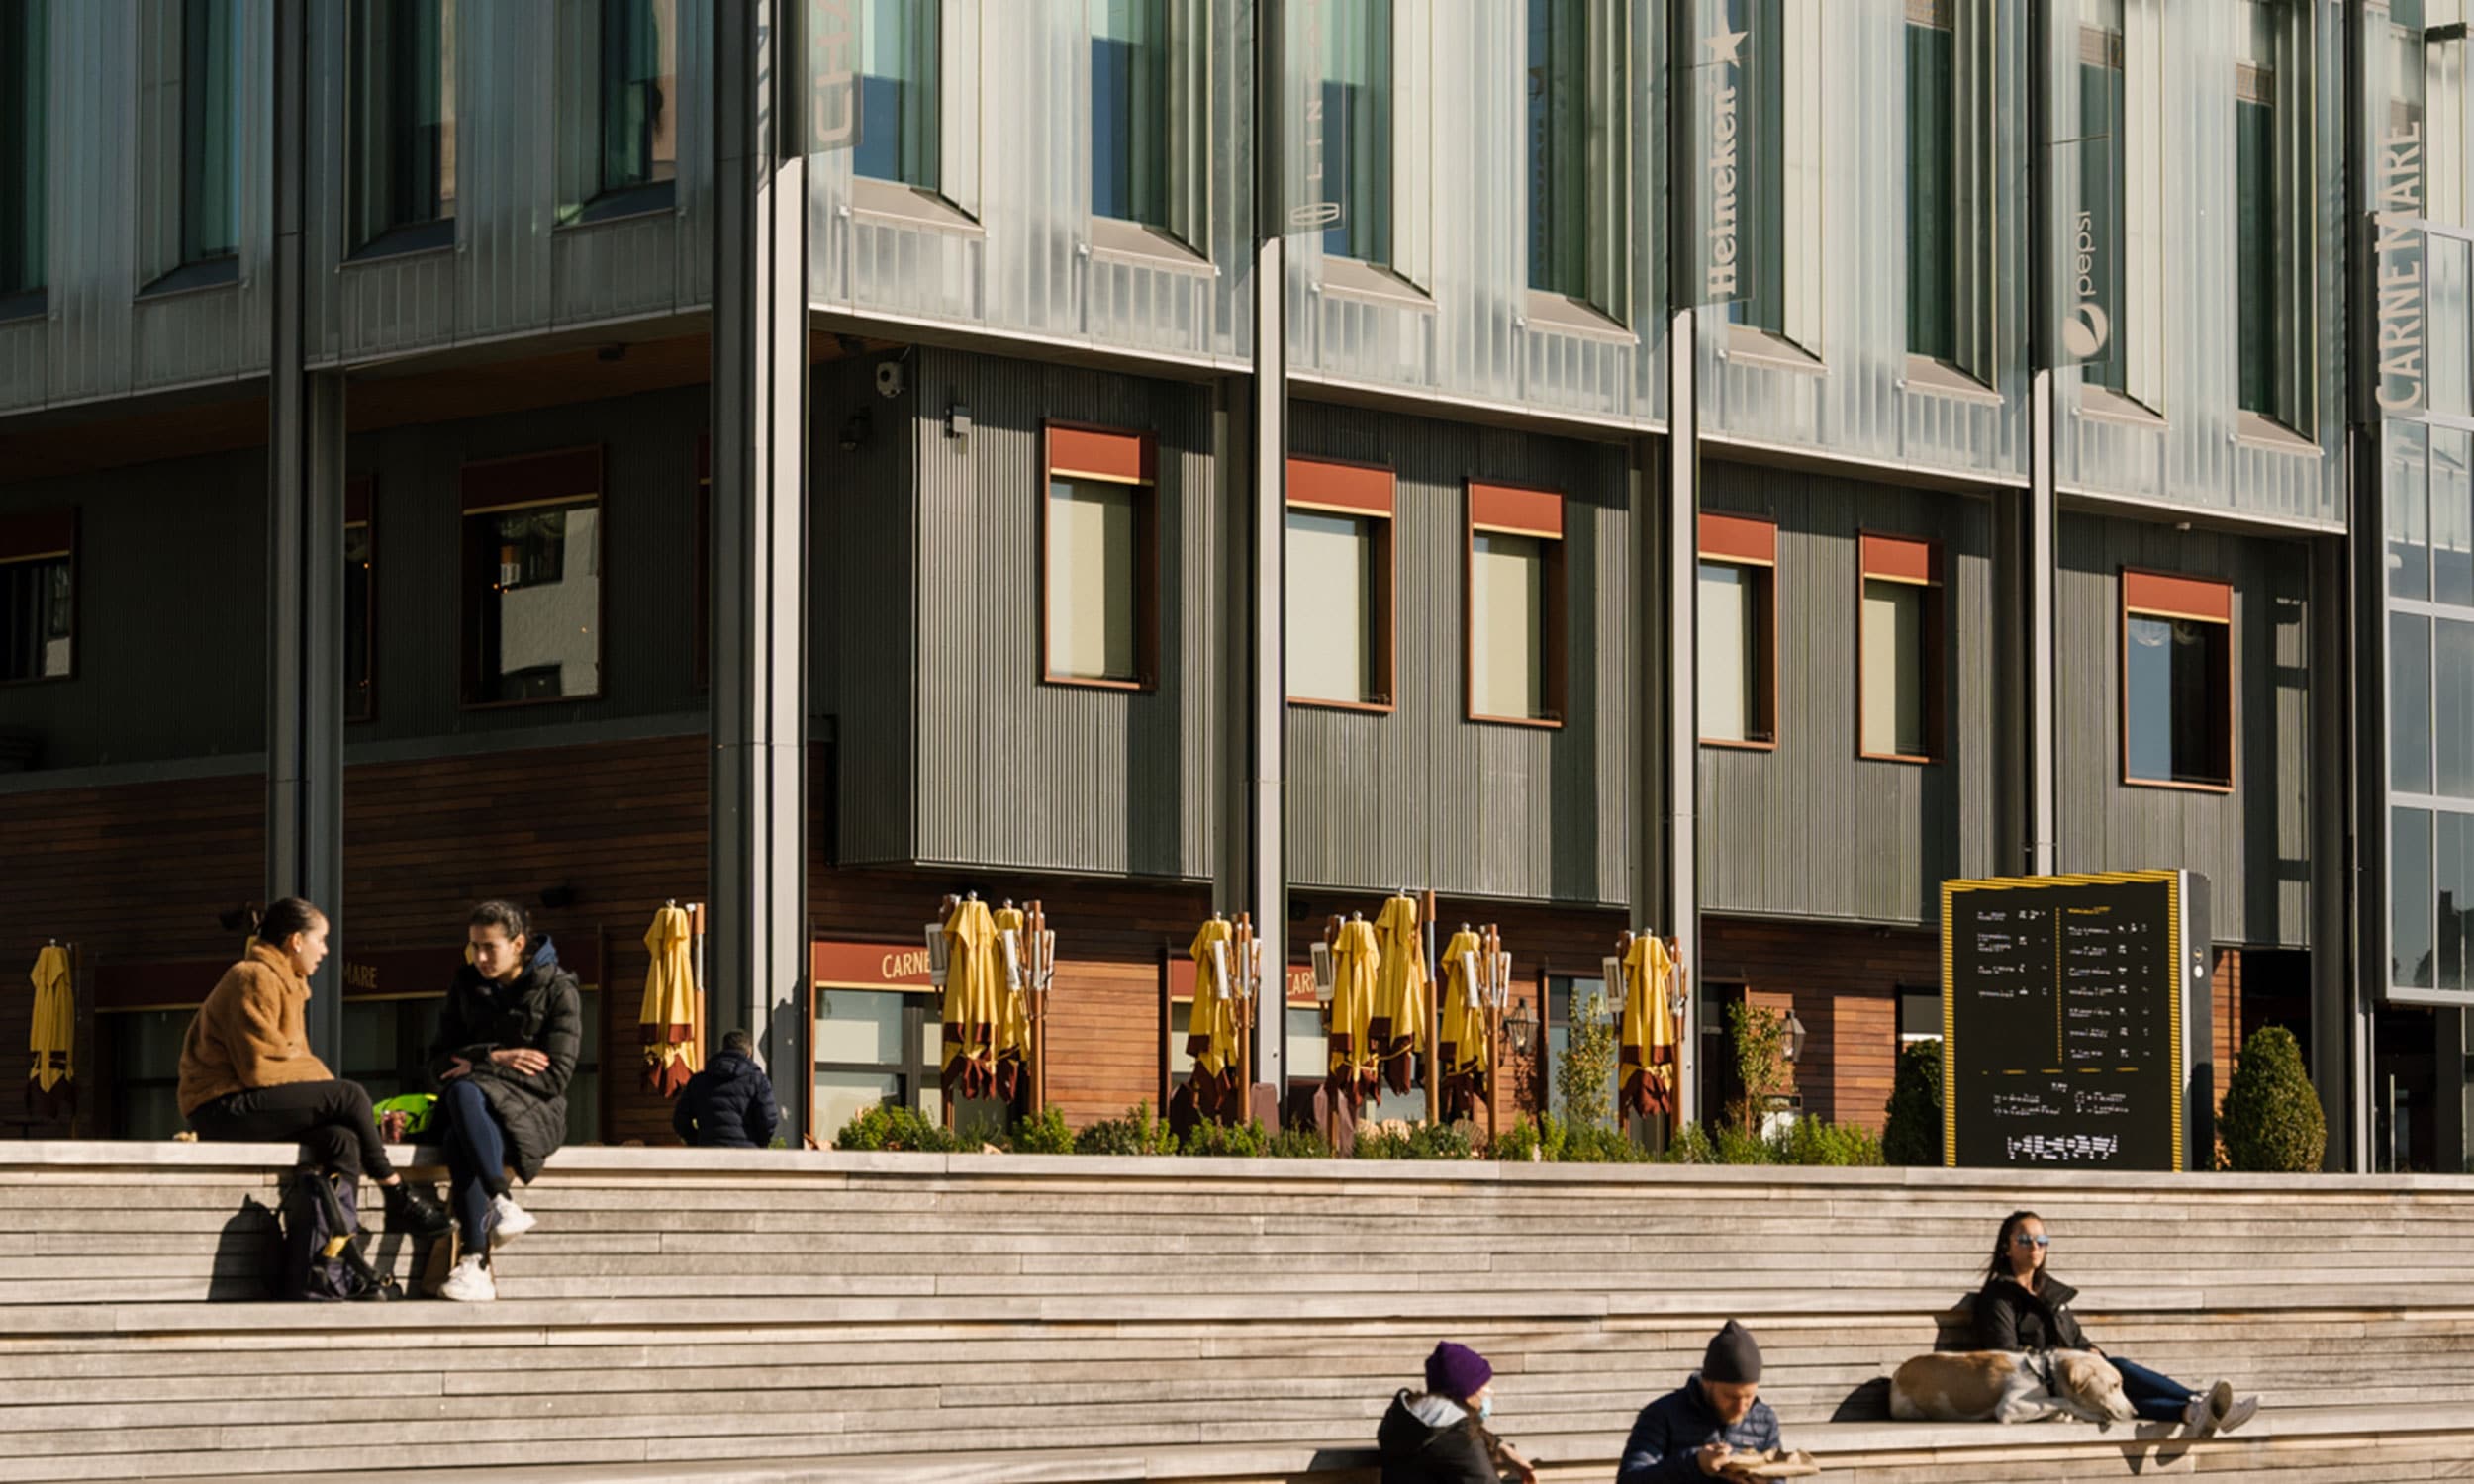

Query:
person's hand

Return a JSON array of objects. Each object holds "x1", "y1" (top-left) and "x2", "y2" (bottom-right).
[
  {"x1": 1495, "y1": 1441, "x2": 1536, "y2": 1484},
  {"x1": 492, "y1": 1047, "x2": 550, "y2": 1075},
  {"x1": 441, "y1": 1056, "x2": 472, "y2": 1080},
  {"x1": 1696, "y1": 1442, "x2": 1734, "y2": 1477}
]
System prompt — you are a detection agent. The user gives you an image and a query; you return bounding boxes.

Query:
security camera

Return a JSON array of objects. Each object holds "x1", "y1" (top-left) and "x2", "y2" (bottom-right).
[{"x1": 875, "y1": 359, "x2": 904, "y2": 400}]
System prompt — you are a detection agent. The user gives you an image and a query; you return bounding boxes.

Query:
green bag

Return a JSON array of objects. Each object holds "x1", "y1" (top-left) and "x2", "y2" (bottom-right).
[{"x1": 372, "y1": 1093, "x2": 437, "y2": 1138}]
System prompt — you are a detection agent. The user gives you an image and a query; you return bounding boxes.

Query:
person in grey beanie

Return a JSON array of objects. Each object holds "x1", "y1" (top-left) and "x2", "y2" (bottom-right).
[
  {"x1": 1615, "y1": 1321, "x2": 1784, "y2": 1481},
  {"x1": 1375, "y1": 1341, "x2": 1537, "y2": 1484}
]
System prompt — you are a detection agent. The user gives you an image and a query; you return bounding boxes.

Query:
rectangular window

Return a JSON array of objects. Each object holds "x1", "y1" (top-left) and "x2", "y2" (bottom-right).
[
  {"x1": 1321, "y1": 0, "x2": 1391, "y2": 264},
  {"x1": 814, "y1": 987, "x2": 941, "y2": 1139},
  {"x1": 349, "y1": 0, "x2": 456, "y2": 252},
  {"x1": 1090, "y1": 0, "x2": 1167, "y2": 227},
  {"x1": 557, "y1": 0, "x2": 676, "y2": 224},
  {"x1": 1467, "y1": 483, "x2": 1566, "y2": 725},
  {"x1": 2396, "y1": 806, "x2": 2434, "y2": 990},
  {"x1": 1285, "y1": 1004, "x2": 1327, "y2": 1100},
  {"x1": 1905, "y1": 0, "x2": 1954, "y2": 360},
  {"x1": 2122, "y1": 569, "x2": 2234, "y2": 789},
  {"x1": 1526, "y1": 0, "x2": 1583, "y2": 299},
  {"x1": 459, "y1": 448, "x2": 603, "y2": 706},
  {"x1": 1546, "y1": 976, "x2": 1620, "y2": 1125},
  {"x1": 0, "y1": 510, "x2": 74, "y2": 684},
  {"x1": 1897, "y1": 986, "x2": 1941, "y2": 1045},
  {"x1": 2077, "y1": 9, "x2": 2127, "y2": 393},
  {"x1": 345, "y1": 479, "x2": 375, "y2": 723},
  {"x1": 1, "y1": 0, "x2": 47, "y2": 302},
  {"x1": 1698, "y1": 513, "x2": 1776, "y2": 747},
  {"x1": 180, "y1": 0, "x2": 243, "y2": 265},
  {"x1": 1286, "y1": 458, "x2": 1395, "y2": 709},
  {"x1": 1042, "y1": 424, "x2": 1157, "y2": 689},
  {"x1": 2235, "y1": 6, "x2": 2277, "y2": 417},
  {"x1": 856, "y1": 0, "x2": 938, "y2": 188},
  {"x1": 1858, "y1": 533, "x2": 1943, "y2": 762}
]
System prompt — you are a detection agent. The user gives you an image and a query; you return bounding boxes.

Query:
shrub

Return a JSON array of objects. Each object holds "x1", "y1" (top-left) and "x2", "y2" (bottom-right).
[
  {"x1": 1265, "y1": 1126, "x2": 1334, "y2": 1159},
  {"x1": 1493, "y1": 1114, "x2": 1545, "y2": 1163},
  {"x1": 1775, "y1": 1115, "x2": 1884, "y2": 1167},
  {"x1": 1354, "y1": 1119, "x2": 1478, "y2": 1160},
  {"x1": 1558, "y1": 1120, "x2": 1651, "y2": 1163},
  {"x1": 2219, "y1": 1025, "x2": 2327, "y2": 1173},
  {"x1": 1074, "y1": 1100, "x2": 1178, "y2": 1157},
  {"x1": 1009, "y1": 1105, "x2": 1076, "y2": 1156},
  {"x1": 1881, "y1": 1038, "x2": 1945, "y2": 1166},
  {"x1": 1557, "y1": 991, "x2": 1621, "y2": 1132},
  {"x1": 1712, "y1": 1125, "x2": 1776, "y2": 1165},
  {"x1": 832, "y1": 1103, "x2": 960, "y2": 1153},
  {"x1": 1727, "y1": 1002, "x2": 1798, "y2": 1139},
  {"x1": 1183, "y1": 1118, "x2": 1271, "y2": 1159},
  {"x1": 1659, "y1": 1122, "x2": 1718, "y2": 1164}
]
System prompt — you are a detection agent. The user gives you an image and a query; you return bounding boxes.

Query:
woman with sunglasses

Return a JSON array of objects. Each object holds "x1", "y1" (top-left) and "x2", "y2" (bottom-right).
[{"x1": 1976, "y1": 1210, "x2": 2257, "y2": 1435}]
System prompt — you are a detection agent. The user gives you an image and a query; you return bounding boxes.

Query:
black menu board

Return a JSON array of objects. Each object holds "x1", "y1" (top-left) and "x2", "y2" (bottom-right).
[{"x1": 1941, "y1": 871, "x2": 2209, "y2": 1172}]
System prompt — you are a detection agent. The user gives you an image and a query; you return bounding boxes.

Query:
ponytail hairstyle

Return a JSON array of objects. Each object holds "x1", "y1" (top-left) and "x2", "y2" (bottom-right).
[
  {"x1": 1987, "y1": 1209, "x2": 2046, "y2": 1289},
  {"x1": 255, "y1": 897, "x2": 327, "y2": 949}
]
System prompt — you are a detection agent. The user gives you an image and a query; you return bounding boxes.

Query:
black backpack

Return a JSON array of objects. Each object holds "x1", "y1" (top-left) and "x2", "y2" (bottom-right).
[{"x1": 275, "y1": 1170, "x2": 399, "y2": 1302}]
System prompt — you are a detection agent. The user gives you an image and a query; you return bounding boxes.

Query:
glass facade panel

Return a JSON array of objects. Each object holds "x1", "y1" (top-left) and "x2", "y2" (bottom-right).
[
  {"x1": 461, "y1": 500, "x2": 601, "y2": 703},
  {"x1": 814, "y1": 988, "x2": 904, "y2": 1065},
  {"x1": 340, "y1": 1000, "x2": 404, "y2": 1102},
  {"x1": 1546, "y1": 977, "x2": 1618, "y2": 1125},
  {"x1": 598, "y1": 0, "x2": 677, "y2": 196},
  {"x1": 2395, "y1": 612, "x2": 2434, "y2": 796},
  {"x1": 349, "y1": 0, "x2": 457, "y2": 248},
  {"x1": 1905, "y1": 13, "x2": 1954, "y2": 360},
  {"x1": 856, "y1": 0, "x2": 938, "y2": 187},
  {"x1": 1285, "y1": 511, "x2": 1378, "y2": 704},
  {"x1": 2233, "y1": 4, "x2": 2276, "y2": 417},
  {"x1": 1860, "y1": 577, "x2": 1926, "y2": 757},
  {"x1": 1470, "y1": 532, "x2": 1547, "y2": 719},
  {"x1": 2440, "y1": 620, "x2": 2474, "y2": 800},
  {"x1": 2390, "y1": 420, "x2": 2430, "y2": 602},
  {"x1": 1046, "y1": 479, "x2": 1139, "y2": 682},
  {"x1": 180, "y1": 0, "x2": 244, "y2": 264},
  {"x1": 2124, "y1": 613, "x2": 2230, "y2": 787},
  {"x1": 1525, "y1": 0, "x2": 1584, "y2": 297},
  {"x1": 1724, "y1": 0, "x2": 1786, "y2": 332},
  {"x1": 0, "y1": 0, "x2": 43, "y2": 296},
  {"x1": 2437, "y1": 429, "x2": 2474, "y2": 607},
  {"x1": 1285, "y1": 1005, "x2": 1327, "y2": 1097},
  {"x1": 2076, "y1": 5, "x2": 2126, "y2": 393},
  {"x1": 566, "y1": 987, "x2": 601, "y2": 1145},
  {"x1": 1, "y1": 554, "x2": 71, "y2": 682},
  {"x1": 1090, "y1": 0, "x2": 1167, "y2": 226},
  {"x1": 815, "y1": 1070, "x2": 901, "y2": 1142},
  {"x1": 1321, "y1": 0, "x2": 1391, "y2": 263},
  {"x1": 2432, "y1": 235, "x2": 2470, "y2": 420},
  {"x1": 2395, "y1": 806, "x2": 2435, "y2": 989}
]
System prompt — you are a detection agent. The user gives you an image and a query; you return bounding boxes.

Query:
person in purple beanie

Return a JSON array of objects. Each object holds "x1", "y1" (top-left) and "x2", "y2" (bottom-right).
[{"x1": 1376, "y1": 1340, "x2": 1538, "y2": 1484}]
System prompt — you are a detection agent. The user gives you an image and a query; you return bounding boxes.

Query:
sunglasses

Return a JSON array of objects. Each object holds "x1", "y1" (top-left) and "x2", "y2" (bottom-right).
[{"x1": 2012, "y1": 1234, "x2": 2050, "y2": 1249}]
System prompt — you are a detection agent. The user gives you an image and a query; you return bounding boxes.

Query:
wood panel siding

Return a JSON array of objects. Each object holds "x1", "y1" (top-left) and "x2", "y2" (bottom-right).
[
  {"x1": 1701, "y1": 915, "x2": 1943, "y2": 1132},
  {"x1": 1697, "y1": 460, "x2": 1999, "y2": 926},
  {"x1": 1285, "y1": 402, "x2": 1632, "y2": 906},
  {"x1": 2054, "y1": 512, "x2": 2311, "y2": 948}
]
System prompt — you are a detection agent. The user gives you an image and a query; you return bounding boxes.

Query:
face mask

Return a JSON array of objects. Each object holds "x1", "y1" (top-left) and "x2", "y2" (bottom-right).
[{"x1": 1475, "y1": 1398, "x2": 1493, "y2": 1423}]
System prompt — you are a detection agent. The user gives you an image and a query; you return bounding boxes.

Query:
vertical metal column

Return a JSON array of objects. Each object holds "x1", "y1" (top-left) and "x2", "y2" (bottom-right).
[
  {"x1": 711, "y1": 0, "x2": 809, "y2": 1139},
  {"x1": 1662, "y1": 0, "x2": 1700, "y2": 1126},
  {"x1": 266, "y1": 0, "x2": 345, "y2": 1066},
  {"x1": 1246, "y1": 0, "x2": 1288, "y2": 1091},
  {"x1": 2022, "y1": 0, "x2": 2058, "y2": 879}
]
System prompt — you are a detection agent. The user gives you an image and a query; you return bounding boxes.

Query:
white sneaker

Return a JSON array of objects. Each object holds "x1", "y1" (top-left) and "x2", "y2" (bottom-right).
[
  {"x1": 2183, "y1": 1392, "x2": 2218, "y2": 1436},
  {"x1": 2218, "y1": 1395, "x2": 2259, "y2": 1434},
  {"x1": 437, "y1": 1253, "x2": 496, "y2": 1302},
  {"x1": 488, "y1": 1193, "x2": 536, "y2": 1246}
]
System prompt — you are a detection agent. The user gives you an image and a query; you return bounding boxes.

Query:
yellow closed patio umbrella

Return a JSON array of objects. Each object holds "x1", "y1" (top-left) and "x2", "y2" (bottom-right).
[
  {"x1": 1325, "y1": 916, "x2": 1380, "y2": 1106},
  {"x1": 27, "y1": 945, "x2": 73, "y2": 1120},
  {"x1": 939, "y1": 898, "x2": 1004, "y2": 1101},
  {"x1": 1620, "y1": 935, "x2": 1680, "y2": 1120},
  {"x1": 1185, "y1": 918, "x2": 1242, "y2": 1121},
  {"x1": 1369, "y1": 895, "x2": 1430, "y2": 1095},
  {"x1": 1437, "y1": 928, "x2": 1487, "y2": 1123},
  {"x1": 639, "y1": 905, "x2": 701, "y2": 1097},
  {"x1": 990, "y1": 904, "x2": 1034, "y2": 1103}
]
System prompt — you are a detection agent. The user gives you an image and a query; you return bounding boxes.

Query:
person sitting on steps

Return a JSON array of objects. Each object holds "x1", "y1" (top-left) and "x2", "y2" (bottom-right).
[
  {"x1": 428, "y1": 899, "x2": 583, "y2": 1303},
  {"x1": 1976, "y1": 1209, "x2": 2258, "y2": 1436},
  {"x1": 1617, "y1": 1321, "x2": 1784, "y2": 1481},
  {"x1": 1375, "y1": 1341, "x2": 1537, "y2": 1484},
  {"x1": 673, "y1": 1029, "x2": 781, "y2": 1149},
  {"x1": 180, "y1": 896, "x2": 452, "y2": 1241}
]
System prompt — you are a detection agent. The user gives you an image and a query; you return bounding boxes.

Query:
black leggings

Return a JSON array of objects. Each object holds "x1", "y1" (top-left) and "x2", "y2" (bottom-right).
[{"x1": 189, "y1": 1079, "x2": 397, "y2": 1182}]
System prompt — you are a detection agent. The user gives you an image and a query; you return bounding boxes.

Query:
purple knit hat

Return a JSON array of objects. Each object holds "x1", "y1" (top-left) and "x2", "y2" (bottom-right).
[{"x1": 1425, "y1": 1341, "x2": 1493, "y2": 1401}]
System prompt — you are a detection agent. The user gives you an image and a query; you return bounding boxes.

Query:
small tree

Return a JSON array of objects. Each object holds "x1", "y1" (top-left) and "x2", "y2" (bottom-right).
[
  {"x1": 1881, "y1": 1038, "x2": 1944, "y2": 1166},
  {"x1": 1557, "y1": 990, "x2": 1620, "y2": 1132},
  {"x1": 2219, "y1": 1025, "x2": 2327, "y2": 1173},
  {"x1": 1726, "y1": 1001, "x2": 1796, "y2": 1138}
]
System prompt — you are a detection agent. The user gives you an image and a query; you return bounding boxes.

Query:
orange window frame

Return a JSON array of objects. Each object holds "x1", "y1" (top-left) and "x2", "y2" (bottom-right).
[
  {"x1": 1698, "y1": 511, "x2": 1778, "y2": 749},
  {"x1": 1286, "y1": 456, "x2": 1397, "y2": 712},
  {"x1": 2119, "y1": 567, "x2": 2236, "y2": 793},
  {"x1": 1465, "y1": 481, "x2": 1567, "y2": 728},
  {"x1": 1856, "y1": 531, "x2": 1945, "y2": 764},
  {"x1": 1040, "y1": 422, "x2": 1161, "y2": 692}
]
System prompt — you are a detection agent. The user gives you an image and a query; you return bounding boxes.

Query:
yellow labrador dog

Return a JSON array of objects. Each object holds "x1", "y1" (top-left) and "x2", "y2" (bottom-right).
[{"x1": 1890, "y1": 1350, "x2": 2139, "y2": 1425}]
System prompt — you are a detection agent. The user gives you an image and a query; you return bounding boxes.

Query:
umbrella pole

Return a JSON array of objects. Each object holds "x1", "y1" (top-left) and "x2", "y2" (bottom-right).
[{"x1": 1422, "y1": 890, "x2": 1439, "y2": 1126}]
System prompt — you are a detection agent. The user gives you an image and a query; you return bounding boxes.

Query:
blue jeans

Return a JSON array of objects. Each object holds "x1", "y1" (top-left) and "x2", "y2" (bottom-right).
[
  {"x1": 2108, "y1": 1355, "x2": 2200, "y2": 1424},
  {"x1": 438, "y1": 1078, "x2": 511, "y2": 1252}
]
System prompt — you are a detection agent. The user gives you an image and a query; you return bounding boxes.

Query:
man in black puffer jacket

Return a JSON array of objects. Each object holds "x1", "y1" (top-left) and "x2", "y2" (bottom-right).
[{"x1": 673, "y1": 1030, "x2": 780, "y2": 1148}]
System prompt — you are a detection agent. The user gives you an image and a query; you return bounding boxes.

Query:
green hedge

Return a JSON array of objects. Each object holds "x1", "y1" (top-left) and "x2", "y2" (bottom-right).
[{"x1": 2218, "y1": 1025, "x2": 2326, "y2": 1172}]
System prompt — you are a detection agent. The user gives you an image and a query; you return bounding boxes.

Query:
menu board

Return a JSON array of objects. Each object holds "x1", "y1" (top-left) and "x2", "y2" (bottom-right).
[{"x1": 1941, "y1": 871, "x2": 2212, "y2": 1172}]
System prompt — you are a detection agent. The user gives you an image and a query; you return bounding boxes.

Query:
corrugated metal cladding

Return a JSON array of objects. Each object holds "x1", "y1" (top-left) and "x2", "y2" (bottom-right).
[
  {"x1": 0, "y1": 451, "x2": 268, "y2": 769},
  {"x1": 880, "y1": 350, "x2": 1217, "y2": 882},
  {"x1": 1696, "y1": 0, "x2": 2029, "y2": 484},
  {"x1": 813, "y1": 354, "x2": 919, "y2": 870},
  {"x1": 344, "y1": 386, "x2": 709, "y2": 745},
  {"x1": 299, "y1": 1, "x2": 710, "y2": 366},
  {"x1": 2048, "y1": 0, "x2": 2345, "y2": 527},
  {"x1": 2054, "y1": 511, "x2": 2312, "y2": 950},
  {"x1": 1285, "y1": 402, "x2": 1631, "y2": 908},
  {"x1": 1696, "y1": 460, "x2": 1999, "y2": 927},
  {"x1": 1289, "y1": 0, "x2": 1669, "y2": 426},
  {"x1": 809, "y1": 1, "x2": 1254, "y2": 368}
]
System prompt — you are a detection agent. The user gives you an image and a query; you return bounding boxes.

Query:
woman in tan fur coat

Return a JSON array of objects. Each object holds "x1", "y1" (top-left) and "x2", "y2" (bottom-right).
[{"x1": 180, "y1": 897, "x2": 450, "y2": 1237}]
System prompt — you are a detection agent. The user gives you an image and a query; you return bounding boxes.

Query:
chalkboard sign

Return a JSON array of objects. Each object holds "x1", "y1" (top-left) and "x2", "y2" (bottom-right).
[{"x1": 1941, "y1": 871, "x2": 2213, "y2": 1172}]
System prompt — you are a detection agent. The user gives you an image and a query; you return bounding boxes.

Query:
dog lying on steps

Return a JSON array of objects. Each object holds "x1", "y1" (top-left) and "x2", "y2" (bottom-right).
[{"x1": 1890, "y1": 1349, "x2": 2140, "y2": 1425}]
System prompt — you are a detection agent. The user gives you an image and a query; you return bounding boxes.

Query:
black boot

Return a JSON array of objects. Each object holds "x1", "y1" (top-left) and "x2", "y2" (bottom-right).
[{"x1": 381, "y1": 1180, "x2": 453, "y2": 1238}]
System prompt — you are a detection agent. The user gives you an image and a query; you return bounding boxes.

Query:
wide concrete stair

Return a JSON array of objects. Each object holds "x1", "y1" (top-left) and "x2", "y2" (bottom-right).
[{"x1": 2, "y1": 1142, "x2": 2471, "y2": 1482}]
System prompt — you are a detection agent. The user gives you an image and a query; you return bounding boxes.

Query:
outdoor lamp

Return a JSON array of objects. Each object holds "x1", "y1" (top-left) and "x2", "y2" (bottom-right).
[
  {"x1": 1505, "y1": 1000, "x2": 1540, "y2": 1058},
  {"x1": 923, "y1": 920, "x2": 951, "y2": 987},
  {"x1": 1600, "y1": 955, "x2": 1622, "y2": 997},
  {"x1": 1310, "y1": 941, "x2": 1336, "y2": 1004},
  {"x1": 1783, "y1": 1008, "x2": 1809, "y2": 1065}
]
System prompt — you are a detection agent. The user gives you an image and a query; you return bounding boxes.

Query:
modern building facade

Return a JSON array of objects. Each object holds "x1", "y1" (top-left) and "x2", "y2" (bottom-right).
[{"x1": 0, "y1": 0, "x2": 2460, "y2": 1170}]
